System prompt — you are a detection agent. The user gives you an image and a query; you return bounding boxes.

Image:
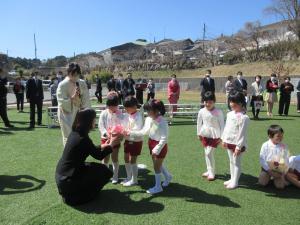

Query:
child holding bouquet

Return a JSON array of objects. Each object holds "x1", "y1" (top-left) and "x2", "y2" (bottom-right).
[
  {"x1": 197, "y1": 91, "x2": 224, "y2": 181},
  {"x1": 259, "y1": 125, "x2": 289, "y2": 189},
  {"x1": 221, "y1": 91, "x2": 250, "y2": 190},
  {"x1": 126, "y1": 99, "x2": 172, "y2": 194},
  {"x1": 286, "y1": 155, "x2": 300, "y2": 188},
  {"x1": 98, "y1": 91, "x2": 125, "y2": 184},
  {"x1": 122, "y1": 96, "x2": 144, "y2": 186}
]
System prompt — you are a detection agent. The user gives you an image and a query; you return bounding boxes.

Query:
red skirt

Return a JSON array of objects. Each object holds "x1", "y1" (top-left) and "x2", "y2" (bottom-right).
[
  {"x1": 225, "y1": 143, "x2": 246, "y2": 152},
  {"x1": 101, "y1": 138, "x2": 120, "y2": 149},
  {"x1": 124, "y1": 140, "x2": 143, "y2": 156},
  {"x1": 199, "y1": 136, "x2": 220, "y2": 148},
  {"x1": 148, "y1": 139, "x2": 168, "y2": 158}
]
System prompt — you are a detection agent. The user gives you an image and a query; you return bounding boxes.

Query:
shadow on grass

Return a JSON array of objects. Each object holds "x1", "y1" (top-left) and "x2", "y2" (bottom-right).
[
  {"x1": 217, "y1": 173, "x2": 300, "y2": 199},
  {"x1": 0, "y1": 130, "x2": 14, "y2": 135},
  {"x1": 0, "y1": 175, "x2": 46, "y2": 195},
  {"x1": 75, "y1": 168, "x2": 240, "y2": 215}
]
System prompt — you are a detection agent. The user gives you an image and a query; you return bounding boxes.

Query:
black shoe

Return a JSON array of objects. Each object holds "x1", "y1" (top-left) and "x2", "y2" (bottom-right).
[
  {"x1": 5, "y1": 124, "x2": 14, "y2": 128},
  {"x1": 29, "y1": 125, "x2": 35, "y2": 129}
]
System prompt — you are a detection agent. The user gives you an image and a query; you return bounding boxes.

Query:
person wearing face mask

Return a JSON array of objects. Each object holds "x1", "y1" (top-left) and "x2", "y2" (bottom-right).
[
  {"x1": 116, "y1": 73, "x2": 124, "y2": 104},
  {"x1": 0, "y1": 68, "x2": 14, "y2": 128},
  {"x1": 56, "y1": 71, "x2": 64, "y2": 83},
  {"x1": 265, "y1": 74, "x2": 279, "y2": 117},
  {"x1": 233, "y1": 71, "x2": 248, "y2": 97},
  {"x1": 200, "y1": 70, "x2": 215, "y2": 103},
  {"x1": 278, "y1": 76, "x2": 294, "y2": 116},
  {"x1": 26, "y1": 72, "x2": 44, "y2": 128},
  {"x1": 250, "y1": 75, "x2": 264, "y2": 119},
  {"x1": 56, "y1": 63, "x2": 91, "y2": 146}
]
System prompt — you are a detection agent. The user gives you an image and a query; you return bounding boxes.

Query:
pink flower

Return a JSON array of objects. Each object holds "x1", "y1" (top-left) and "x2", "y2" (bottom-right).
[{"x1": 109, "y1": 124, "x2": 124, "y2": 135}]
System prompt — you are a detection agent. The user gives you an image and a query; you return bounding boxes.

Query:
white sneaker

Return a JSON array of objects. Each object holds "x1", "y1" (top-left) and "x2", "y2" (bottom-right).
[
  {"x1": 121, "y1": 179, "x2": 130, "y2": 185},
  {"x1": 123, "y1": 180, "x2": 138, "y2": 187},
  {"x1": 111, "y1": 178, "x2": 118, "y2": 184},
  {"x1": 146, "y1": 186, "x2": 163, "y2": 194},
  {"x1": 202, "y1": 172, "x2": 209, "y2": 177},
  {"x1": 162, "y1": 175, "x2": 172, "y2": 187},
  {"x1": 226, "y1": 183, "x2": 238, "y2": 190},
  {"x1": 223, "y1": 180, "x2": 232, "y2": 186}
]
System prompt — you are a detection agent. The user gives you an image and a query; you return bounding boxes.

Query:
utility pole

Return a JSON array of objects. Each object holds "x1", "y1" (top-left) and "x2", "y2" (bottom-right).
[
  {"x1": 202, "y1": 23, "x2": 206, "y2": 54},
  {"x1": 34, "y1": 33, "x2": 37, "y2": 59}
]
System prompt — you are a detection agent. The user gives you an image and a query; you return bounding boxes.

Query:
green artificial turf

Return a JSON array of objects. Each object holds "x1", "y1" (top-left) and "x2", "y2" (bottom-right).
[{"x1": 0, "y1": 105, "x2": 300, "y2": 225}]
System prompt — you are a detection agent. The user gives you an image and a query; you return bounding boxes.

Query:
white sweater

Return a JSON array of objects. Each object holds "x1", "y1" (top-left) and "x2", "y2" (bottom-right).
[
  {"x1": 130, "y1": 116, "x2": 168, "y2": 155},
  {"x1": 98, "y1": 109, "x2": 126, "y2": 139},
  {"x1": 289, "y1": 155, "x2": 300, "y2": 172},
  {"x1": 197, "y1": 107, "x2": 224, "y2": 139},
  {"x1": 124, "y1": 111, "x2": 144, "y2": 142},
  {"x1": 221, "y1": 111, "x2": 250, "y2": 150},
  {"x1": 259, "y1": 140, "x2": 289, "y2": 171}
]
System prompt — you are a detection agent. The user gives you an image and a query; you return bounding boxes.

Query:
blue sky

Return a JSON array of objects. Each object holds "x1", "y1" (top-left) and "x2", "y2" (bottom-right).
[{"x1": 1, "y1": 0, "x2": 278, "y2": 59}]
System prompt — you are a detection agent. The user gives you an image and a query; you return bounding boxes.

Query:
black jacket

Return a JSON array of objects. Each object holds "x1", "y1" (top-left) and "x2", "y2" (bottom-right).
[
  {"x1": 107, "y1": 79, "x2": 116, "y2": 92},
  {"x1": 26, "y1": 78, "x2": 44, "y2": 100},
  {"x1": 200, "y1": 77, "x2": 215, "y2": 95},
  {"x1": 234, "y1": 79, "x2": 248, "y2": 93},
  {"x1": 280, "y1": 82, "x2": 294, "y2": 96},
  {"x1": 56, "y1": 131, "x2": 112, "y2": 177},
  {"x1": 0, "y1": 77, "x2": 8, "y2": 98},
  {"x1": 123, "y1": 78, "x2": 135, "y2": 96}
]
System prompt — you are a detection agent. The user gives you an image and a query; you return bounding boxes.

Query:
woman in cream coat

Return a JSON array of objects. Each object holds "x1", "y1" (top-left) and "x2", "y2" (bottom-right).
[{"x1": 56, "y1": 63, "x2": 91, "y2": 145}]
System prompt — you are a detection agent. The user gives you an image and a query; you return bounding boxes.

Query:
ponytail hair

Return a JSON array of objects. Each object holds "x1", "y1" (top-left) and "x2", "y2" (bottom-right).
[{"x1": 144, "y1": 99, "x2": 166, "y2": 116}]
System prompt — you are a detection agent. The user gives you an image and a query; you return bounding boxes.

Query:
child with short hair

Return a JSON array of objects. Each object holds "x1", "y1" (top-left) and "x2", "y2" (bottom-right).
[
  {"x1": 197, "y1": 91, "x2": 224, "y2": 181},
  {"x1": 259, "y1": 125, "x2": 289, "y2": 189},
  {"x1": 286, "y1": 155, "x2": 300, "y2": 188},
  {"x1": 122, "y1": 96, "x2": 144, "y2": 186},
  {"x1": 126, "y1": 99, "x2": 172, "y2": 194},
  {"x1": 98, "y1": 91, "x2": 125, "y2": 184},
  {"x1": 221, "y1": 91, "x2": 250, "y2": 189}
]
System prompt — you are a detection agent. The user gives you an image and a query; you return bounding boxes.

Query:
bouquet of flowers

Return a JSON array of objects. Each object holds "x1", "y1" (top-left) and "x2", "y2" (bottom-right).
[{"x1": 107, "y1": 124, "x2": 125, "y2": 136}]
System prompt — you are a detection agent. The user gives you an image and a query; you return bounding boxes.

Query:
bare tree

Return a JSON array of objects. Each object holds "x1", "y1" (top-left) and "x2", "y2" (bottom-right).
[{"x1": 265, "y1": 0, "x2": 300, "y2": 39}]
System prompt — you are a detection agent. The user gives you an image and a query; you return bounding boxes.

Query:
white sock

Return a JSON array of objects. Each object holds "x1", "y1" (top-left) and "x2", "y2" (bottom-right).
[
  {"x1": 231, "y1": 154, "x2": 242, "y2": 187},
  {"x1": 125, "y1": 163, "x2": 132, "y2": 181},
  {"x1": 227, "y1": 150, "x2": 234, "y2": 181},
  {"x1": 205, "y1": 147, "x2": 215, "y2": 177},
  {"x1": 131, "y1": 164, "x2": 138, "y2": 183},
  {"x1": 112, "y1": 162, "x2": 119, "y2": 180},
  {"x1": 161, "y1": 165, "x2": 171, "y2": 179},
  {"x1": 155, "y1": 173, "x2": 162, "y2": 188}
]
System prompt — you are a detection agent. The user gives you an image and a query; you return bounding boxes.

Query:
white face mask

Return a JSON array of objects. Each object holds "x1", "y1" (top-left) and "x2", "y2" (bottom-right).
[
  {"x1": 256, "y1": 78, "x2": 260, "y2": 82},
  {"x1": 285, "y1": 79, "x2": 289, "y2": 83},
  {"x1": 237, "y1": 75, "x2": 242, "y2": 79},
  {"x1": 57, "y1": 74, "x2": 62, "y2": 79},
  {"x1": 271, "y1": 77, "x2": 276, "y2": 82}
]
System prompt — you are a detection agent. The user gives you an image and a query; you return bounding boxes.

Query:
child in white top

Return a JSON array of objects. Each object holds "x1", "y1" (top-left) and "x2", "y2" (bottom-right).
[
  {"x1": 126, "y1": 99, "x2": 172, "y2": 194},
  {"x1": 197, "y1": 92, "x2": 224, "y2": 181},
  {"x1": 286, "y1": 155, "x2": 300, "y2": 188},
  {"x1": 221, "y1": 91, "x2": 250, "y2": 189},
  {"x1": 98, "y1": 91, "x2": 125, "y2": 184},
  {"x1": 259, "y1": 125, "x2": 289, "y2": 189},
  {"x1": 122, "y1": 96, "x2": 144, "y2": 186}
]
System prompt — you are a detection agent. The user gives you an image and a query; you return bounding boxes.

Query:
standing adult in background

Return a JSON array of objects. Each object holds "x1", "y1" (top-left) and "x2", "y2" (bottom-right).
[
  {"x1": 123, "y1": 72, "x2": 135, "y2": 97},
  {"x1": 116, "y1": 73, "x2": 124, "y2": 104},
  {"x1": 57, "y1": 63, "x2": 91, "y2": 146},
  {"x1": 26, "y1": 72, "x2": 44, "y2": 128},
  {"x1": 0, "y1": 68, "x2": 13, "y2": 128},
  {"x1": 168, "y1": 74, "x2": 180, "y2": 116},
  {"x1": 55, "y1": 108, "x2": 122, "y2": 206},
  {"x1": 297, "y1": 79, "x2": 300, "y2": 113},
  {"x1": 200, "y1": 69, "x2": 215, "y2": 103},
  {"x1": 107, "y1": 75, "x2": 116, "y2": 92},
  {"x1": 250, "y1": 75, "x2": 264, "y2": 119},
  {"x1": 278, "y1": 76, "x2": 294, "y2": 116},
  {"x1": 146, "y1": 78, "x2": 155, "y2": 102},
  {"x1": 95, "y1": 75, "x2": 102, "y2": 103},
  {"x1": 135, "y1": 77, "x2": 147, "y2": 105},
  {"x1": 225, "y1": 75, "x2": 234, "y2": 111},
  {"x1": 56, "y1": 71, "x2": 64, "y2": 83},
  {"x1": 234, "y1": 71, "x2": 248, "y2": 96},
  {"x1": 50, "y1": 78, "x2": 59, "y2": 107},
  {"x1": 265, "y1": 73, "x2": 279, "y2": 117},
  {"x1": 13, "y1": 77, "x2": 25, "y2": 113}
]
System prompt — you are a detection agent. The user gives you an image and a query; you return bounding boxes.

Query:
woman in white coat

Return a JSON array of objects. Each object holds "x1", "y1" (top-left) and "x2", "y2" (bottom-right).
[{"x1": 56, "y1": 63, "x2": 91, "y2": 145}]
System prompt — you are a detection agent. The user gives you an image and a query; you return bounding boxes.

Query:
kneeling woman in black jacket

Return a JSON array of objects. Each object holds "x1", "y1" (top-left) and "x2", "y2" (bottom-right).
[{"x1": 55, "y1": 108, "x2": 121, "y2": 205}]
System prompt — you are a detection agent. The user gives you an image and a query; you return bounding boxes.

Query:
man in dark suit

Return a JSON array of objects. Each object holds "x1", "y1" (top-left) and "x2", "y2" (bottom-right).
[
  {"x1": 0, "y1": 68, "x2": 14, "y2": 128},
  {"x1": 26, "y1": 72, "x2": 44, "y2": 128},
  {"x1": 234, "y1": 71, "x2": 248, "y2": 95},
  {"x1": 200, "y1": 69, "x2": 215, "y2": 102},
  {"x1": 123, "y1": 72, "x2": 135, "y2": 97},
  {"x1": 107, "y1": 75, "x2": 116, "y2": 92},
  {"x1": 115, "y1": 73, "x2": 124, "y2": 104}
]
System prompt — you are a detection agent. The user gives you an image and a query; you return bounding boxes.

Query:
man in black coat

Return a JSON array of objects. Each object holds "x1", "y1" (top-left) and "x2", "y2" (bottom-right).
[
  {"x1": 95, "y1": 75, "x2": 102, "y2": 103},
  {"x1": 26, "y1": 72, "x2": 44, "y2": 128},
  {"x1": 200, "y1": 70, "x2": 215, "y2": 102},
  {"x1": 115, "y1": 73, "x2": 124, "y2": 104},
  {"x1": 107, "y1": 75, "x2": 116, "y2": 92},
  {"x1": 234, "y1": 71, "x2": 248, "y2": 95},
  {"x1": 0, "y1": 68, "x2": 13, "y2": 128},
  {"x1": 123, "y1": 72, "x2": 135, "y2": 97}
]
